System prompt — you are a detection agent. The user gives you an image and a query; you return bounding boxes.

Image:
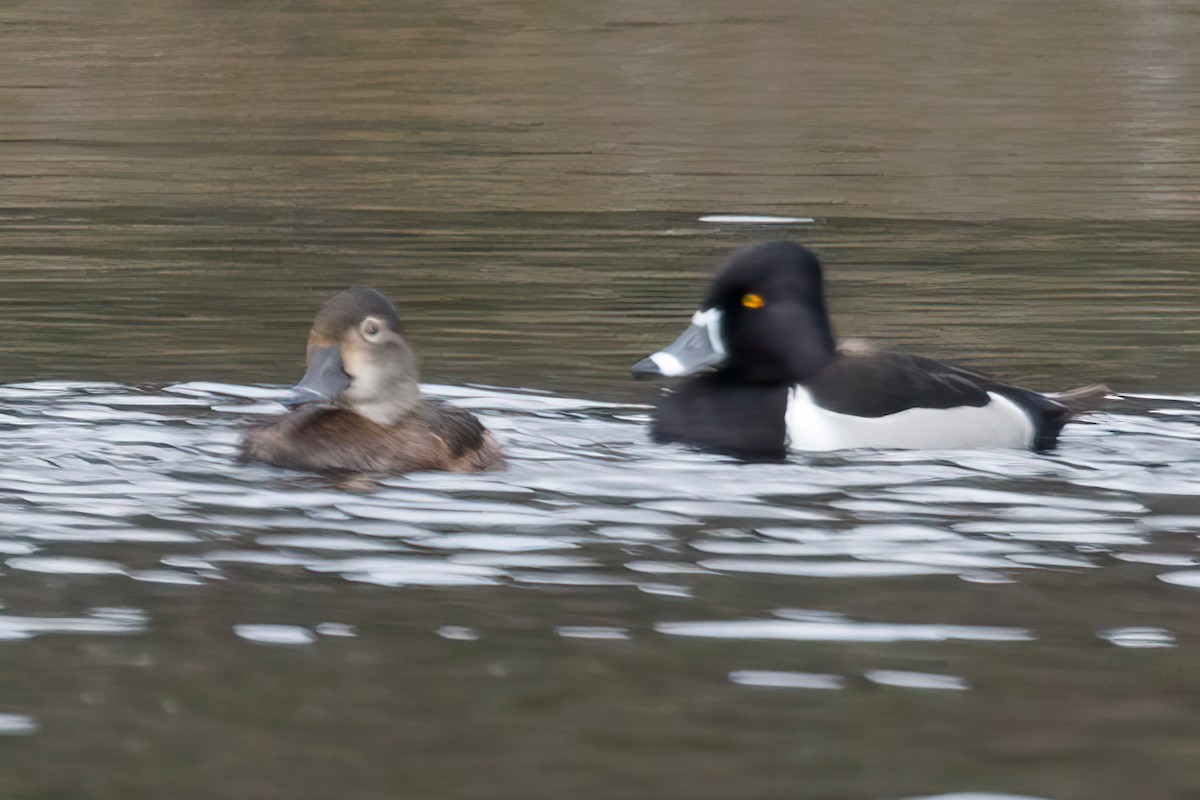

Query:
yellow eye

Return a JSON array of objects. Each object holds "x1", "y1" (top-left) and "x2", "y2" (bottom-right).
[{"x1": 741, "y1": 293, "x2": 765, "y2": 309}]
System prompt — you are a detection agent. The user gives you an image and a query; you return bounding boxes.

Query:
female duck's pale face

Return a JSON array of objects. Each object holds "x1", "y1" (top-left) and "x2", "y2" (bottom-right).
[
  {"x1": 278, "y1": 289, "x2": 422, "y2": 425},
  {"x1": 336, "y1": 316, "x2": 420, "y2": 418}
]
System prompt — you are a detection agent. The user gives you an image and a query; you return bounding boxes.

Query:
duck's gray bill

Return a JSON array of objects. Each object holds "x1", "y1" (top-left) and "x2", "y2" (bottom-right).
[
  {"x1": 276, "y1": 345, "x2": 351, "y2": 405},
  {"x1": 631, "y1": 311, "x2": 726, "y2": 379}
]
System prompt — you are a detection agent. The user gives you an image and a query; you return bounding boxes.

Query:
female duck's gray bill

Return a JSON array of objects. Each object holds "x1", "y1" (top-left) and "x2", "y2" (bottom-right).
[
  {"x1": 631, "y1": 308, "x2": 726, "y2": 379},
  {"x1": 276, "y1": 345, "x2": 352, "y2": 406}
]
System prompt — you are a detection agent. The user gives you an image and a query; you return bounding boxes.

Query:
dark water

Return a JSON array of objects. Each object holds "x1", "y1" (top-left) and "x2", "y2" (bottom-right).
[{"x1": 2, "y1": 2, "x2": 1200, "y2": 800}]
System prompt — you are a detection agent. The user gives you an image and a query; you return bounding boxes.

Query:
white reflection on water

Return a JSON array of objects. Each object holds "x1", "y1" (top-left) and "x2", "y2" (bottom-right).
[
  {"x1": 0, "y1": 382, "x2": 1196, "y2": 651},
  {"x1": 1156, "y1": 571, "x2": 1200, "y2": 589},
  {"x1": 314, "y1": 623, "x2": 356, "y2": 638},
  {"x1": 0, "y1": 713, "x2": 38, "y2": 736},
  {"x1": 698, "y1": 559, "x2": 953, "y2": 578},
  {"x1": 420, "y1": 533, "x2": 579, "y2": 552},
  {"x1": 904, "y1": 794, "x2": 1055, "y2": 800},
  {"x1": 6, "y1": 556, "x2": 126, "y2": 575},
  {"x1": 436, "y1": 626, "x2": 480, "y2": 641},
  {"x1": 657, "y1": 619, "x2": 1032, "y2": 643},
  {"x1": 307, "y1": 557, "x2": 504, "y2": 588},
  {"x1": 864, "y1": 670, "x2": 970, "y2": 691},
  {"x1": 698, "y1": 215, "x2": 816, "y2": 224},
  {"x1": 729, "y1": 670, "x2": 844, "y2": 690},
  {"x1": 556, "y1": 626, "x2": 630, "y2": 640},
  {"x1": 1096, "y1": 627, "x2": 1176, "y2": 649},
  {"x1": 234, "y1": 624, "x2": 318, "y2": 646},
  {"x1": 0, "y1": 608, "x2": 147, "y2": 640}
]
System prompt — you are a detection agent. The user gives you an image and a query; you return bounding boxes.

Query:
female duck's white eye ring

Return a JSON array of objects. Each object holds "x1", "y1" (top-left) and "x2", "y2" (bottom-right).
[{"x1": 360, "y1": 318, "x2": 383, "y2": 340}]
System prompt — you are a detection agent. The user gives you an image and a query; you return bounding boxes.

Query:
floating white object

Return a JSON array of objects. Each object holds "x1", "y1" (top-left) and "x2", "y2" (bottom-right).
[{"x1": 699, "y1": 214, "x2": 815, "y2": 224}]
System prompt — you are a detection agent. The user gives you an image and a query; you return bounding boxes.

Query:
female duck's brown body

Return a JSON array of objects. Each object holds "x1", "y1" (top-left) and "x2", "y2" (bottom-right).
[
  {"x1": 242, "y1": 401, "x2": 503, "y2": 474},
  {"x1": 241, "y1": 288, "x2": 504, "y2": 475}
]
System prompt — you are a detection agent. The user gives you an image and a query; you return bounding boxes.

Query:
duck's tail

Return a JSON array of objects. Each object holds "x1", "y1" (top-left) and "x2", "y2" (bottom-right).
[{"x1": 1048, "y1": 384, "x2": 1112, "y2": 415}]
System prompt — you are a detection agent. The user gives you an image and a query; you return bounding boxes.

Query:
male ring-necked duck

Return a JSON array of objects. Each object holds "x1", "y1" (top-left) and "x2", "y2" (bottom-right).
[
  {"x1": 242, "y1": 288, "x2": 504, "y2": 474},
  {"x1": 632, "y1": 241, "x2": 1107, "y2": 458}
]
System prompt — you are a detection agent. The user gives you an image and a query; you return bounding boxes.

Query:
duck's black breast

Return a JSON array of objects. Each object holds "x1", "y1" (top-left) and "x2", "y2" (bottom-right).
[
  {"x1": 241, "y1": 400, "x2": 504, "y2": 474},
  {"x1": 650, "y1": 374, "x2": 790, "y2": 460}
]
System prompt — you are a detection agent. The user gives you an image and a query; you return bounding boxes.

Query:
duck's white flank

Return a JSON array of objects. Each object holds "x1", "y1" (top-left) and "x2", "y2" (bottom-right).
[{"x1": 784, "y1": 387, "x2": 1036, "y2": 451}]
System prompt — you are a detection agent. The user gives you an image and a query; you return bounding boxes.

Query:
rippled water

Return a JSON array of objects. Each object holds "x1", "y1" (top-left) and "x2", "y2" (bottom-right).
[
  {"x1": 4, "y1": 0, "x2": 1200, "y2": 798},
  {"x1": 1, "y1": 379, "x2": 1199, "y2": 797}
]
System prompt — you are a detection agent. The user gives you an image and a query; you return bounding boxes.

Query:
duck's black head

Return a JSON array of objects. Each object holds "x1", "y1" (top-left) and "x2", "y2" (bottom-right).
[
  {"x1": 633, "y1": 242, "x2": 838, "y2": 384},
  {"x1": 283, "y1": 288, "x2": 421, "y2": 425}
]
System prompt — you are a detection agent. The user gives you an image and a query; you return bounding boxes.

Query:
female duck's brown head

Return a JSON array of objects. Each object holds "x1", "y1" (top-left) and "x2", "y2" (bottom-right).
[{"x1": 283, "y1": 288, "x2": 421, "y2": 426}]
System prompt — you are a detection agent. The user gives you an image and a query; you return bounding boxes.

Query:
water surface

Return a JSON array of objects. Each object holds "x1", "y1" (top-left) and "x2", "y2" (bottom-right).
[
  {"x1": 2, "y1": 2, "x2": 1200, "y2": 799},
  {"x1": 1, "y1": 381, "x2": 1200, "y2": 800}
]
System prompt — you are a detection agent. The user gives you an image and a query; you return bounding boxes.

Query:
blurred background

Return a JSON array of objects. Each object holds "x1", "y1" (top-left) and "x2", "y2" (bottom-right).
[
  {"x1": 1, "y1": 1, "x2": 1199, "y2": 799},
  {"x1": 1, "y1": 0, "x2": 1198, "y2": 395}
]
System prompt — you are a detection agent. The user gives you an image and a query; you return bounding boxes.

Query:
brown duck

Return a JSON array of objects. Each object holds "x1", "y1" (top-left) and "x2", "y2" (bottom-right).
[{"x1": 242, "y1": 288, "x2": 504, "y2": 474}]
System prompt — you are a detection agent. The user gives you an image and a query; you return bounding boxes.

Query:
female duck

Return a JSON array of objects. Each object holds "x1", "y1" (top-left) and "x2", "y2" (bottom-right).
[
  {"x1": 632, "y1": 241, "x2": 1105, "y2": 458},
  {"x1": 242, "y1": 288, "x2": 504, "y2": 474}
]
